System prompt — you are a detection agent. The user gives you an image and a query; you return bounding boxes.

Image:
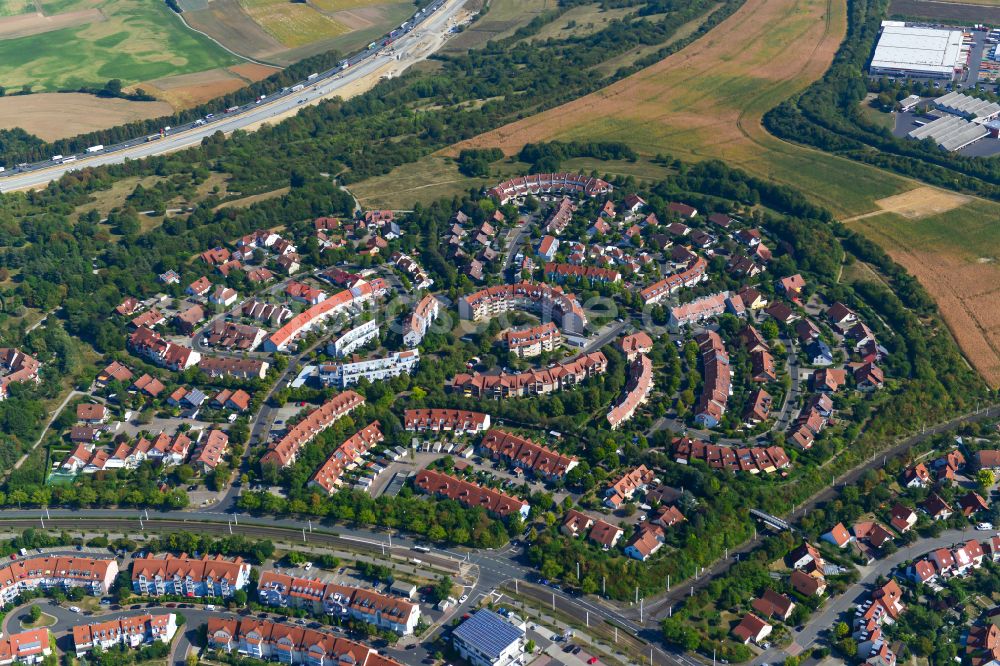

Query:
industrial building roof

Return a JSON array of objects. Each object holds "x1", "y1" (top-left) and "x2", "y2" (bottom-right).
[
  {"x1": 452, "y1": 610, "x2": 523, "y2": 660},
  {"x1": 934, "y1": 91, "x2": 1000, "y2": 119},
  {"x1": 870, "y1": 25, "x2": 963, "y2": 77},
  {"x1": 909, "y1": 114, "x2": 988, "y2": 151}
]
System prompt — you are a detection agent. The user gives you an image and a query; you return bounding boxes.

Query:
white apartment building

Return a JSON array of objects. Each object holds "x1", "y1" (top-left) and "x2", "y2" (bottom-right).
[{"x1": 319, "y1": 350, "x2": 419, "y2": 388}]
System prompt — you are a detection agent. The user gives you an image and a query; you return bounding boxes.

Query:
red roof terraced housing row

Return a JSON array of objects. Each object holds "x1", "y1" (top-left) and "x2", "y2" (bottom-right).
[
  {"x1": 479, "y1": 428, "x2": 578, "y2": 481},
  {"x1": 261, "y1": 391, "x2": 365, "y2": 468},
  {"x1": 308, "y1": 421, "x2": 383, "y2": 494},
  {"x1": 207, "y1": 617, "x2": 400, "y2": 666},
  {"x1": 403, "y1": 408, "x2": 491, "y2": 434},
  {"x1": 487, "y1": 173, "x2": 612, "y2": 204},
  {"x1": 413, "y1": 469, "x2": 529, "y2": 519},
  {"x1": 451, "y1": 351, "x2": 607, "y2": 399},
  {"x1": 607, "y1": 354, "x2": 654, "y2": 430}
]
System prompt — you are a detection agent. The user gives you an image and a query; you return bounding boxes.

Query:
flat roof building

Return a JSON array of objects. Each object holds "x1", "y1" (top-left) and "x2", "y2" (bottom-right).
[
  {"x1": 909, "y1": 114, "x2": 988, "y2": 151},
  {"x1": 452, "y1": 610, "x2": 525, "y2": 666},
  {"x1": 934, "y1": 91, "x2": 1000, "y2": 120},
  {"x1": 870, "y1": 24, "x2": 963, "y2": 80}
]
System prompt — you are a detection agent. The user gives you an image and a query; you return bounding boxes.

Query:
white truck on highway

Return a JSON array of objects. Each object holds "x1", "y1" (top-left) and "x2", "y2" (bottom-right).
[
  {"x1": 51, "y1": 154, "x2": 63, "y2": 162},
  {"x1": 86, "y1": 145, "x2": 104, "y2": 153},
  {"x1": 291, "y1": 84, "x2": 305, "y2": 92},
  {"x1": 307, "y1": 72, "x2": 319, "y2": 80}
]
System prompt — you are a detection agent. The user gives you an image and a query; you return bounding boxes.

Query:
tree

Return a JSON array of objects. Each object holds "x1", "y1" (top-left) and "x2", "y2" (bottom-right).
[
  {"x1": 525, "y1": 640, "x2": 536, "y2": 654},
  {"x1": 979, "y1": 469, "x2": 995, "y2": 490},
  {"x1": 186, "y1": 655, "x2": 199, "y2": 666},
  {"x1": 29, "y1": 605, "x2": 41, "y2": 623},
  {"x1": 834, "y1": 621, "x2": 849, "y2": 638}
]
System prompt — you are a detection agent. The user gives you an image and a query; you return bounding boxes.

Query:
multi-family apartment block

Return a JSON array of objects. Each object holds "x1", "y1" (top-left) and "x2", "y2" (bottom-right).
[{"x1": 131, "y1": 554, "x2": 251, "y2": 598}]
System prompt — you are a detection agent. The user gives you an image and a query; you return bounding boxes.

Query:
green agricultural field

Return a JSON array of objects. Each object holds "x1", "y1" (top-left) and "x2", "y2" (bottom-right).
[
  {"x1": 0, "y1": 0, "x2": 239, "y2": 92},
  {"x1": 0, "y1": 0, "x2": 33, "y2": 16}
]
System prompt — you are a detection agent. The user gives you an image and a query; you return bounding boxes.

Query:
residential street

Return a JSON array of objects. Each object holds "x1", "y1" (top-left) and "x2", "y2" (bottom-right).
[{"x1": 754, "y1": 527, "x2": 991, "y2": 665}]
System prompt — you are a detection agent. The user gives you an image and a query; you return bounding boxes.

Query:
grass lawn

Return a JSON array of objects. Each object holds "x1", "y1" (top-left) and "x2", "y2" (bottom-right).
[
  {"x1": 238, "y1": 0, "x2": 349, "y2": 48},
  {"x1": 517, "y1": 4, "x2": 636, "y2": 43},
  {"x1": 0, "y1": 0, "x2": 33, "y2": 16},
  {"x1": 22, "y1": 611, "x2": 58, "y2": 629},
  {"x1": 441, "y1": 0, "x2": 554, "y2": 52},
  {"x1": 858, "y1": 98, "x2": 895, "y2": 131},
  {"x1": 0, "y1": 0, "x2": 239, "y2": 91}
]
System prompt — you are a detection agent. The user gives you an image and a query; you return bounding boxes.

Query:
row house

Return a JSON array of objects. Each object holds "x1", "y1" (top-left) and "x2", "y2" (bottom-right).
[
  {"x1": 479, "y1": 428, "x2": 578, "y2": 481},
  {"x1": 672, "y1": 437, "x2": 790, "y2": 475},
  {"x1": 414, "y1": 469, "x2": 529, "y2": 519},
  {"x1": 487, "y1": 173, "x2": 612, "y2": 205},
  {"x1": 242, "y1": 299, "x2": 293, "y2": 327},
  {"x1": 457, "y1": 282, "x2": 587, "y2": 335},
  {"x1": 261, "y1": 391, "x2": 365, "y2": 468},
  {"x1": 263, "y1": 284, "x2": 376, "y2": 352},
  {"x1": 128, "y1": 327, "x2": 200, "y2": 371},
  {"x1": 403, "y1": 409, "x2": 490, "y2": 435},
  {"x1": 451, "y1": 351, "x2": 607, "y2": 399},
  {"x1": 392, "y1": 252, "x2": 433, "y2": 290},
  {"x1": 130, "y1": 308, "x2": 166, "y2": 330},
  {"x1": 544, "y1": 196, "x2": 576, "y2": 235},
  {"x1": 97, "y1": 360, "x2": 133, "y2": 387},
  {"x1": 0, "y1": 556, "x2": 118, "y2": 604},
  {"x1": 604, "y1": 465, "x2": 655, "y2": 510},
  {"x1": 308, "y1": 422, "x2": 383, "y2": 494},
  {"x1": 203, "y1": 320, "x2": 267, "y2": 351},
  {"x1": 72, "y1": 614, "x2": 176, "y2": 656},
  {"x1": 543, "y1": 262, "x2": 621, "y2": 285},
  {"x1": 640, "y1": 257, "x2": 708, "y2": 305},
  {"x1": 669, "y1": 291, "x2": 741, "y2": 329},
  {"x1": 132, "y1": 553, "x2": 251, "y2": 598},
  {"x1": 257, "y1": 572, "x2": 419, "y2": 635},
  {"x1": 560, "y1": 509, "x2": 594, "y2": 538},
  {"x1": 607, "y1": 354, "x2": 654, "y2": 430},
  {"x1": 693, "y1": 331, "x2": 730, "y2": 429},
  {"x1": 206, "y1": 617, "x2": 400, "y2": 666},
  {"x1": 0, "y1": 630, "x2": 50, "y2": 666},
  {"x1": 199, "y1": 357, "x2": 269, "y2": 380},
  {"x1": 909, "y1": 540, "x2": 986, "y2": 583}
]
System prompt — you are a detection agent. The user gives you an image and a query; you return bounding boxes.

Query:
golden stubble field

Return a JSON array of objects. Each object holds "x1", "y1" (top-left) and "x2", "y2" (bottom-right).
[{"x1": 445, "y1": 0, "x2": 1000, "y2": 384}]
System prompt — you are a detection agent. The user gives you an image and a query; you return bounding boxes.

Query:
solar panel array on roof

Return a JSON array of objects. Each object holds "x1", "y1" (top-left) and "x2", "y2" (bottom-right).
[
  {"x1": 452, "y1": 610, "x2": 523, "y2": 660},
  {"x1": 909, "y1": 115, "x2": 988, "y2": 151}
]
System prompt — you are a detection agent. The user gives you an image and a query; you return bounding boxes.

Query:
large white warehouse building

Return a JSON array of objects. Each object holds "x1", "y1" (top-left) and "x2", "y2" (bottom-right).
[{"x1": 869, "y1": 23, "x2": 964, "y2": 80}]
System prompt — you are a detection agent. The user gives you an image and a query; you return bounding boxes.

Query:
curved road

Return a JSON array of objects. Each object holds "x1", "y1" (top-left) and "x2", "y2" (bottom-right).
[{"x1": 0, "y1": 0, "x2": 467, "y2": 193}]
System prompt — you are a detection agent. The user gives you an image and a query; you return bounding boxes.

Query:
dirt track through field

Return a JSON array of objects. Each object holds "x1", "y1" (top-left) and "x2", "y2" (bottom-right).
[{"x1": 843, "y1": 187, "x2": 971, "y2": 222}]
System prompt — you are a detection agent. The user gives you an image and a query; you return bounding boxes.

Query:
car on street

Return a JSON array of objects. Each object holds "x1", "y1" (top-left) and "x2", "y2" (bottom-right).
[
  {"x1": 459, "y1": 595, "x2": 468, "y2": 603},
  {"x1": 69, "y1": 606, "x2": 81, "y2": 613},
  {"x1": 588, "y1": 658, "x2": 599, "y2": 665},
  {"x1": 978, "y1": 523, "x2": 994, "y2": 531}
]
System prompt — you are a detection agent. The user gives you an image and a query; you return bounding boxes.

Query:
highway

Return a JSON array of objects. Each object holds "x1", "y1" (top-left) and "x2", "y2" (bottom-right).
[{"x1": 0, "y1": 0, "x2": 468, "y2": 193}]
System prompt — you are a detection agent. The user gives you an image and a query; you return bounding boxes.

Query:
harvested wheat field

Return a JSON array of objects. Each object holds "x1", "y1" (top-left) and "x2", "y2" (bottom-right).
[
  {"x1": 843, "y1": 187, "x2": 972, "y2": 223},
  {"x1": 452, "y1": 0, "x2": 920, "y2": 217},
  {"x1": 851, "y1": 201, "x2": 1000, "y2": 387},
  {"x1": 0, "y1": 7, "x2": 104, "y2": 39},
  {"x1": 0, "y1": 93, "x2": 172, "y2": 141},
  {"x1": 138, "y1": 63, "x2": 279, "y2": 110}
]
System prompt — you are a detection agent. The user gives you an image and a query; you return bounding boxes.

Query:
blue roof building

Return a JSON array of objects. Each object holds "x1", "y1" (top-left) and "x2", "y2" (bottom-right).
[{"x1": 452, "y1": 609, "x2": 525, "y2": 666}]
